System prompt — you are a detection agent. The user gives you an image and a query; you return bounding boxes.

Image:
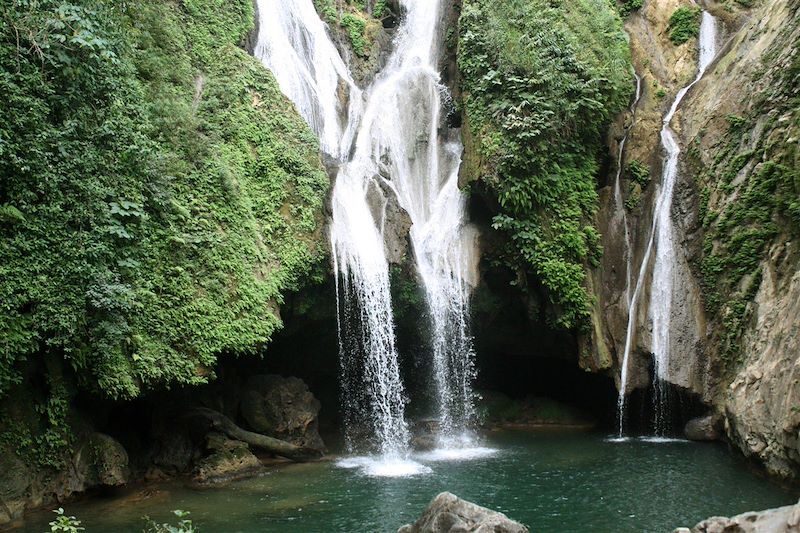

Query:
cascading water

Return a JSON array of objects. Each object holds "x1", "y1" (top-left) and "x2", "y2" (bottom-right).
[
  {"x1": 255, "y1": 0, "x2": 479, "y2": 461},
  {"x1": 331, "y1": 0, "x2": 480, "y2": 448},
  {"x1": 252, "y1": 0, "x2": 360, "y2": 159},
  {"x1": 613, "y1": 72, "x2": 643, "y2": 438},
  {"x1": 616, "y1": 12, "x2": 718, "y2": 437}
]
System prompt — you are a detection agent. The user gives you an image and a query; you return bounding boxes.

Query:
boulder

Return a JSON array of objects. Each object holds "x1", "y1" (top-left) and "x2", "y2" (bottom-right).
[
  {"x1": 673, "y1": 500, "x2": 800, "y2": 533},
  {"x1": 192, "y1": 433, "x2": 261, "y2": 484},
  {"x1": 684, "y1": 414, "x2": 723, "y2": 441},
  {"x1": 398, "y1": 492, "x2": 528, "y2": 533},
  {"x1": 75, "y1": 432, "x2": 130, "y2": 487},
  {"x1": 240, "y1": 375, "x2": 325, "y2": 452},
  {"x1": 0, "y1": 453, "x2": 31, "y2": 526}
]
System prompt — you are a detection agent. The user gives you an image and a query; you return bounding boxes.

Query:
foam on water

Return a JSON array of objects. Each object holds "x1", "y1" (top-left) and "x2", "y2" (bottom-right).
[
  {"x1": 417, "y1": 446, "x2": 498, "y2": 462},
  {"x1": 336, "y1": 456, "x2": 432, "y2": 477}
]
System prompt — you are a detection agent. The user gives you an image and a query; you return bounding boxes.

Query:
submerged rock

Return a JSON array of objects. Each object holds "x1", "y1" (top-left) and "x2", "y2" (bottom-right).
[
  {"x1": 673, "y1": 499, "x2": 800, "y2": 532},
  {"x1": 397, "y1": 492, "x2": 528, "y2": 533},
  {"x1": 240, "y1": 374, "x2": 325, "y2": 452},
  {"x1": 684, "y1": 414, "x2": 723, "y2": 441}
]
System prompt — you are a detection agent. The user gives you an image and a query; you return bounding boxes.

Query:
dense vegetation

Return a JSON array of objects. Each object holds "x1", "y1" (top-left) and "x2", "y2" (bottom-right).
[
  {"x1": 458, "y1": 0, "x2": 632, "y2": 330},
  {"x1": 0, "y1": 0, "x2": 328, "y2": 405}
]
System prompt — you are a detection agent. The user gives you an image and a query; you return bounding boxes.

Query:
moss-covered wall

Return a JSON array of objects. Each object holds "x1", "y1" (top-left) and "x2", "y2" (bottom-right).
[{"x1": 0, "y1": 0, "x2": 330, "y2": 404}]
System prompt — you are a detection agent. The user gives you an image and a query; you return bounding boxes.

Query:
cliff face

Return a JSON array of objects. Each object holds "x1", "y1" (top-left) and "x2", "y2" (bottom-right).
[{"x1": 594, "y1": 0, "x2": 800, "y2": 479}]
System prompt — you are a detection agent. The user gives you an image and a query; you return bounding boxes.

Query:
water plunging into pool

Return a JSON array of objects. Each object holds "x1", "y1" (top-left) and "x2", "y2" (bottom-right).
[
  {"x1": 254, "y1": 0, "x2": 480, "y2": 467},
  {"x1": 616, "y1": 12, "x2": 719, "y2": 437}
]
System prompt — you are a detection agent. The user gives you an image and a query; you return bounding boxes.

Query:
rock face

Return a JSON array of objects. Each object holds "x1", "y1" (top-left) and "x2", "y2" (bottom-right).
[
  {"x1": 685, "y1": 414, "x2": 723, "y2": 442},
  {"x1": 240, "y1": 374, "x2": 325, "y2": 451},
  {"x1": 397, "y1": 492, "x2": 528, "y2": 533},
  {"x1": 591, "y1": 0, "x2": 800, "y2": 482},
  {"x1": 673, "y1": 499, "x2": 800, "y2": 533}
]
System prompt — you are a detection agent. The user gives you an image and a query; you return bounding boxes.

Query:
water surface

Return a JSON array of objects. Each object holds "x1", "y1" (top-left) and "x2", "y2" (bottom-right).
[{"x1": 20, "y1": 430, "x2": 794, "y2": 532}]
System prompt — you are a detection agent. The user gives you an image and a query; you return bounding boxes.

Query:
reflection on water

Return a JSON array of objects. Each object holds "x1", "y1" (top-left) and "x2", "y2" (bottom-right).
[{"x1": 18, "y1": 431, "x2": 796, "y2": 533}]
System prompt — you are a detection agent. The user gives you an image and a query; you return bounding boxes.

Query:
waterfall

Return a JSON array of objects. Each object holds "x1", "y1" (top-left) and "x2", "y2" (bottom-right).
[
  {"x1": 255, "y1": 0, "x2": 478, "y2": 456},
  {"x1": 252, "y1": 0, "x2": 360, "y2": 159},
  {"x1": 616, "y1": 12, "x2": 718, "y2": 437},
  {"x1": 613, "y1": 72, "x2": 643, "y2": 437},
  {"x1": 332, "y1": 0, "x2": 479, "y2": 447}
]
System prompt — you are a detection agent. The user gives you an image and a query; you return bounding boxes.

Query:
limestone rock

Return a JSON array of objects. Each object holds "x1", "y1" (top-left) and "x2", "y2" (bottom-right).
[
  {"x1": 240, "y1": 375, "x2": 325, "y2": 452},
  {"x1": 673, "y1": 500, "x2": 800, "y2": 533},
  {"x1": 192, "y1": 433, "x2": 261, "y2": 484},
  {"x1": 685, "y1": 414, "x2": 723, "y2": 441},
  {"x1": 397, "y1": 492, "x2": 528, "y2": 533}
]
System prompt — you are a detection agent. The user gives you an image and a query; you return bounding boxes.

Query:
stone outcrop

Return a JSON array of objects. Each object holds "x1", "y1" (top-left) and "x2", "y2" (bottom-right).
[
  {"x1": 397, "y1": 492, "x2": 528, "y2": 533},
  {"x1": 240, "y1": 374, "x2": 326, "y2": 452},
  {"x1": 673, "y1": 499, "x2": 800, "y2": 533},
  {"x1": 685, "y1": 414, "x2": 723, "y2": 441},
  {"x1": 192, "y1": 432, "x2": 262, "y2": 484}
]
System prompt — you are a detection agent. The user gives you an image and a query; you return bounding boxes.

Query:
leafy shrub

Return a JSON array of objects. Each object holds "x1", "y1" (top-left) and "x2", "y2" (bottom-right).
[
  {"x1": 668, "y1": 7, "x2": 701, "y2": 45},
  {"x1": 619, "y1": 0, "x2": 643, "y2": 17},
  {"x1": 48, "y1": 508, "x2": 84, "y2": 533},
  {"x1": 341, "y1": 13, "x2": 368, "y2": 56},
  {"x1": 627, "y1": 160, "x2": 651, "y2": 187}
]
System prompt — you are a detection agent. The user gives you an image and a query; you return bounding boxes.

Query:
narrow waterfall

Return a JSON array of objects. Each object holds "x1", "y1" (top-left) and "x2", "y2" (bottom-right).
[
  {"x1": 616, "y1": 12, "x2": 718, "y2": 437},
  {"x1": 255, "y1": 0, "x2": 478, "y2": 456},
  {"x1": 613, "y1": 72, "x2": 643, "y2": 438}
]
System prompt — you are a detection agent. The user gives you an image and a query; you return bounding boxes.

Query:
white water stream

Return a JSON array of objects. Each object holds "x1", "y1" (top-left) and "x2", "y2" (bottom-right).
[
  {"x1": 616, "y1": 12, "x2": 718, "y2": 437},
  {"x1": 255, "y1": 0, "x2": 479, "y2": 460}
]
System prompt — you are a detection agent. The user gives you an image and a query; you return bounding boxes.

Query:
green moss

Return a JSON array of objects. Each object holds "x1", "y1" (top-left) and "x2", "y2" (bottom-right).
[{"x1": 458, "y1": 0, "x2": 632, "y2": 330}]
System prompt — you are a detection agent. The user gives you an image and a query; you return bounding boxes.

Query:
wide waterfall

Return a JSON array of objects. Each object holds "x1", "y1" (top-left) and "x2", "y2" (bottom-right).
[
  {"x1": 616, "y1": 12, "x2": 718, "y2": 437},
  {"x1": 255, "y1": 0, "x2": 479, "y2": 457}
]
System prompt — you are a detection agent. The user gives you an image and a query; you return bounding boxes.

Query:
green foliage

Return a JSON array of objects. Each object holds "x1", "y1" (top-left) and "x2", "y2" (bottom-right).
[
  {"x1": 341, "y1": 13, "x2": 368, "y2": 57},
  {"x1": 143, "y1": 510, "x2": 197, "y2": 533},
  {"x1": 618, "y1": 0, "x2": 643, "y2": 17},
  {"x1": 626, "y1": 160, "x2": 650, "y2": 188},
  {"x1": 48, "y1": 508, "x2": 84, "y2": 533},
  {"x1": 668, "y1": 7, "x2": 701, "y2": 45},
  {"x1": 458, "y1": 0, "x2": 632, "y2": 330},
  {"x1": 313, "y1": 0, "x2": 337, "y2": 23},
  {"x1": 0, "y1": 0, "x2": 328, "y2": 399},
  {"x1": 726, "y1": 114, "x2": 747, "y2": 129}
]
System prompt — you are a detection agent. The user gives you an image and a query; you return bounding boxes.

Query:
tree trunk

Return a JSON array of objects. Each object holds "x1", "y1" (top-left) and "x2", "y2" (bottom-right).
[{"x1": 185, "y1": 407, "x2": 323, "y2": 462}]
